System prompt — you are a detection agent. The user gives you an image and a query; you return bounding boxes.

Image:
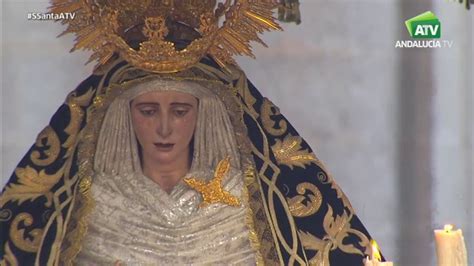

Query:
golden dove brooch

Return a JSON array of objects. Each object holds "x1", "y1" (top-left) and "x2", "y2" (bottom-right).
[{"x1": 183, "y1": 156, "x2": 241, "y2": 208}]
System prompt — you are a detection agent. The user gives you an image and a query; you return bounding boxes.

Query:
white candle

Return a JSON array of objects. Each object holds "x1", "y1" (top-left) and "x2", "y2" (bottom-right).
[
  {"x1": 434, "y1": 224, "x2": 468, "y2": 266},
  {"x1": 364, "y1": 240, "x2": 394, "y2": 266}
]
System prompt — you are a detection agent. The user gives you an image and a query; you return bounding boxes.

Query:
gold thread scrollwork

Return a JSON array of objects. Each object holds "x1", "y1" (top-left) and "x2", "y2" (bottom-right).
[
  {"x1": 242, "y1": 167, "x2": 265, "y2": 265},
  {"x1": 0, "y1": 209, "x2": 12, "y2": 222},
  {"x1": 298, "y1": 205, "x2": 370, "y2": 265},
  {"x1": 317, "y1": 171, "x2": 354, "y2": 211},
  {"x1": 235, "y1": 72, "x2": 259, "y2": 119},
  {"x1": 63, "y1": 89, "x2": 95, "y2": 157},
  {"x1": 298, "y1": 231, "x2": 332, "y2": 266},
  {"x1": 9, "y1": 213, "x2": 44, "y2": 253},
  {"x1": 59, "y1": 174, "x2": 94, "y2": 265},
  {"x1": 0, "y1": 242, "x2": 18, "y2": 266},
  {"x1": 42, "y1": 209, "x2": 53, "y2": 224},
  {"x1": 287, "y1": 182, "x2": 322, "y2": 217},
  {"x1": 317, "y1": 171, "x2": 330, "y2": 184},
  {"x1": 272, "y1": 134, "x2": 317, "y2": 169},
  {"x1": 261, "y1": 98, "x2": 287, "y2": 136},
  {"x1": 0, "y1": 166, "x2": 64, "y2": 208},
  {"x1": 30, "y1": 126, "x2": 60, "y2": 167}
]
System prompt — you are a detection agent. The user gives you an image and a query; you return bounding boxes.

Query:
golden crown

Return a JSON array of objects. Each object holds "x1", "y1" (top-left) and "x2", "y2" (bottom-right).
[{"x1": 49, "y1": 0, "x2": 282, "y2": 73}]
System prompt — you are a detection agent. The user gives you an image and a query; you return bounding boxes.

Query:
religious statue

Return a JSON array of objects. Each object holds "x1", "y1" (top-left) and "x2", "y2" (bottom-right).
[{"x1": 1, "y1": 1, "x2": 385, "y2": 265}]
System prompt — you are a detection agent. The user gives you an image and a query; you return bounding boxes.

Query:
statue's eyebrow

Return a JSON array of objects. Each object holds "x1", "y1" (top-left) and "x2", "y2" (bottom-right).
[
  {"x1": 133, "y1": 102, "x2": 159, "y2": 107},
  {"x1": 170, "y1": 102, "x2": 194, "y2": 107},
  {"x1": 133, "y1": 102, "x2": 194, "y2": 107}
]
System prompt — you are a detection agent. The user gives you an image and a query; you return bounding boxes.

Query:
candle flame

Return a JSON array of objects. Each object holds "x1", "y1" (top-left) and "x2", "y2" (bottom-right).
[
  {"x1": 444, "y1": 224, "x2": 454, "y2": 233},
  {"x1": 370, "y1": 239, "x2": 382, "y2": 261}
]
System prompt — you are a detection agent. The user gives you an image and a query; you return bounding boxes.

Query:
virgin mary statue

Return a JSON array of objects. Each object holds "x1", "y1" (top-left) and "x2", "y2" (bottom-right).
[{"x1": 1, "y1": 1, "x2": 382, "y2": 265}]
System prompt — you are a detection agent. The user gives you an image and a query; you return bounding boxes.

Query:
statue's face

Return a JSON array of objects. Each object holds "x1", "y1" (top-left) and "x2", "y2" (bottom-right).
[{"x1": 131, "y1": 91, "x2": 198, "y2": 167}]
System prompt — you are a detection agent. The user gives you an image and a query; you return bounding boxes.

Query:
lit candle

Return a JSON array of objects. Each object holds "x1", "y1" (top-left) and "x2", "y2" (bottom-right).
[
  {"x1": 364, "y1": 240, "x2": 394, "y2": 266},
  {"x1": 434, "y1": 224, "x2": 468, "y2": 266}
]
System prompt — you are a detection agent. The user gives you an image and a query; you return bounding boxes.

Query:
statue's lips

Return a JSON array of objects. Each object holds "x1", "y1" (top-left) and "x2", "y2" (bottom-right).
[{"x1": 154, "y1": 143, "x2": 174, "y2": 151}]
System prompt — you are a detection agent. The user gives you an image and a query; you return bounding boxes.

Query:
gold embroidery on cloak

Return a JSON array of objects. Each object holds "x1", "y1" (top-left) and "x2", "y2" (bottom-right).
[
  {"x1": 287, "y1": 182, "x2": 322, "y2": 217},
  {"x1": 0, "y1": 242, "x2": 18, "y2": 266},
  {"x1": 261, "y1": 98, "x2": 287, "y2": 136},
  {"x1": 30, "y1": 126, "x2": 61, "y2": 166},
  {"x1": 59, "y1": 86, "x2": 100, "y2": 265},
  {"x1": 0, "y1": 209, "x2": 12, "y2": 222},
  {"x1": 63, "y1": 89, "x2": 95, "y2": 157},
  {"x1": 0, "y1": 87, "x2": 94, "y2": 264},
  {"x1": 298, "y1": 205, "x2": 370, "y2": 265},
  {"x1": 272, "y1": 134, "x2": 317, "y2": 169},
  {"x1": 236, "y1": 71, "x2": 259, "y2": 119},
  {"x1": 0, "y1": 166, "x2": 64, "y2": 208},
  {"x1": 229, "y1": 67, "x2": 280, "y2": 263},
  {"x1": 317, "y1": 171, "x2": 354, "y2": 211},
  {"x1": 249, "y1": 127, "x2": 307, "y2": 265},
  {"x1": 9, "y1": 213, "x2": 44, "y2": 253},
  {"x1": 243, "y1": 167, "x2": 266, "y2": 266},
  {"x1": 40, "y1": 87, "x2": 96, "y2": 265}
]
